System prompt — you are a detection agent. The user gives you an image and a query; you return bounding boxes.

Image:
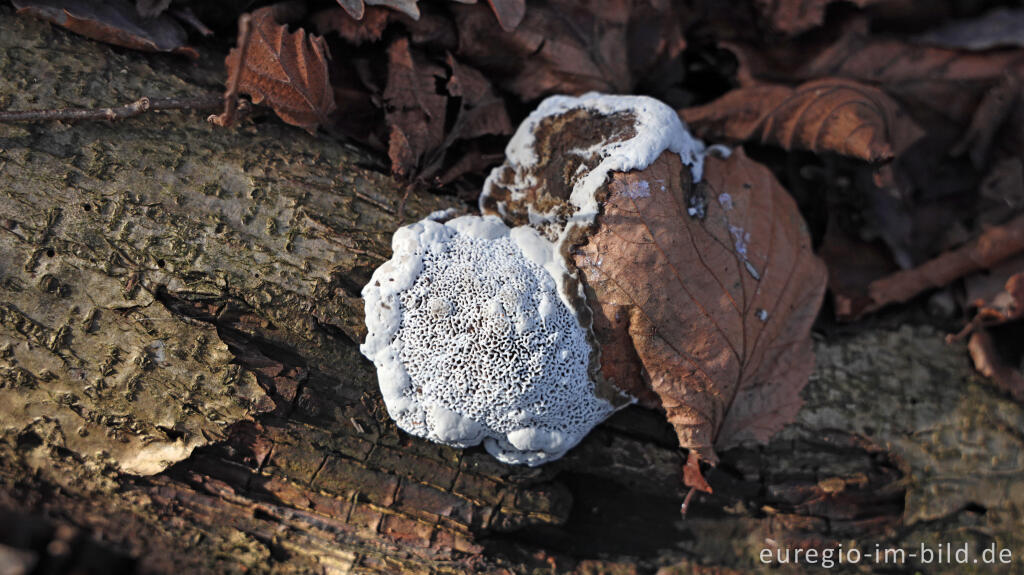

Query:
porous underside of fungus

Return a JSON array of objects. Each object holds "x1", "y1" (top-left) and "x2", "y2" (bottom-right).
[{"x1": 361, "y1": 215, "x2": 620, "y2": 466}]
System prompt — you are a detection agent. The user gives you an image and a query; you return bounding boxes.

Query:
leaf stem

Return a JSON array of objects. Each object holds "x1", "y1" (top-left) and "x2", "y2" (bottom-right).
[{"x1": 208, "y1": 13, "x2": 254, "y2": 128}]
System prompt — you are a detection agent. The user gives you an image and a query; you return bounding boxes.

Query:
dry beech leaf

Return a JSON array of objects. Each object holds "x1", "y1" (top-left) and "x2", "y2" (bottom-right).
[
  {"x1": 485, "y1": 0, "x2": 527, "y2": 32},
  {"x1": 14, "y1": 0, "x2": 197, "y2": 58},
  {"x1": 226, "y1": 7, "x2": 337, "y2": 134},
  {"x1": 576, "y1": 149, "x2": 827, "y2": 464},
  {"x1": 452, "y1": 0, "x2": 686, "y2": 101},
  {"x1": 968, "y1": 330, "x2": 1024, "y2": 402},
  {"x1": 383, "y1": 37, "x2": 448, "y2": 176},
  {"x1": 754, "y1": 0, "x2": 887, "y2": 36},
  {"x1": 951, "y1": 73, "x2": 1021, "y2": 170},
  {"x1": 819, "y1": 216, "x2": 898, "y2": 320},
  {"x1": 680, "y1": 78, "x2": 924, "y2": 163},
  {"x1": 732, "y1": 20, "x2": 1024, "y2": 127},
  {"x1": 311, "y1": 6, "x2": 392, "y2": 44},
  {"x1": 915, "y1": 7, "x2": 1024, "y2": 51},
  {"x1": 966, "y1": 259, "x2": 1024, "y2": 327},
  {"x1": 383, "y1": 38, "x2": 511, "y2": 178},
  {"x1": 334, "y1": 0, "x2": 525, "y2": 31},
  {"x1": 962, "y1": 262, "x2": 1024, "y2": 402}
]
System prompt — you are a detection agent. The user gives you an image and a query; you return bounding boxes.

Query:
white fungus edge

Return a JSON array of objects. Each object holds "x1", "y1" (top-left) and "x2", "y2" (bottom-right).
[{"x1": 480, "y1": 92, "x2": 715, "y2": 306}]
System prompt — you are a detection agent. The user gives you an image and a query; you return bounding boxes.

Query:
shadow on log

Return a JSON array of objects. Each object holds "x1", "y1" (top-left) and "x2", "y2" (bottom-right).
[{"x1": 1, "y1": 10, "x2": 1023, "y2": 574}]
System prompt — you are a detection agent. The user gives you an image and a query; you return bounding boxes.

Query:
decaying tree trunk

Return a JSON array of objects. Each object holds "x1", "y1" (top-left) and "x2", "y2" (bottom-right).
[{"x1": 2, "y1": 11, "x2": 1023, "y2": 575}]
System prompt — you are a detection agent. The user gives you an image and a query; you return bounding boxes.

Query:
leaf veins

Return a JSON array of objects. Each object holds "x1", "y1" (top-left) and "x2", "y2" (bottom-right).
[
  {"x1": 225, "y1": 6, "x2": 337, "y2": 134},
  {"x1": 576, "y1": 150, "x2": 827, "y2": 466}
]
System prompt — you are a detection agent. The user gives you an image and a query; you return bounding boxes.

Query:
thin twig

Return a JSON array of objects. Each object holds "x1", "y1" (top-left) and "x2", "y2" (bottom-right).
[
  {"x1": 172, "y1": 7, "x2": 214, "y2": 37},
  {"x1": 861, "y1": 212, "x2": 1024, "y2": 317},
  {"x1": 209, "y1": 13, "x2": 254, "y2": 128},
  {"x1": 0, "y1": 95, "x2": 223, "y2": 124},
  {"x1": 396, "y1": 184, "x2": 414, "y2": 226}
]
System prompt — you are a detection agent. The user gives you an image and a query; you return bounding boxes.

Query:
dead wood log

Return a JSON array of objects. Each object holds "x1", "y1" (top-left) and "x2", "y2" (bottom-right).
[{"x1": 1, "y1": 10, "x2": 1023, "y2": 575}]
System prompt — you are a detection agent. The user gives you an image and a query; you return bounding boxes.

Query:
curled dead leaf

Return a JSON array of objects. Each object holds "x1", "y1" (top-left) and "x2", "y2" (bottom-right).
[
  {"x1": 754, "y1": 0, "x2": 887, "y2": 36},
  {"x1": 452, "y1": 0, "x2": 686, "y2": 101},
  {"x1": 722, "y1": 18, "x2": 1024, "y2": 144},
  {"x1": 14, "y1": 0, "x2": 197, "y2": 58},
  {"x1": 383, "y1": 37, "x2": 448, "y2": 177},
  {"x1": 680, "y1": 78, "x2": 924, "y2": 163},
  {"x1": 968, "y1": 329, "x2": 1024, "y2": 402},
  {"x1": 334, "y1": 0, "x2": 525, "y2": 31},
  {"x1": 225, "y1": 7, "x2": 337, "y2": 134},
  {"x1": 312, "y1": 5, "x2": 392, "y2": 44},
  {"x1": 383, "y1": 38, "x2": 511, "y2": 179}
]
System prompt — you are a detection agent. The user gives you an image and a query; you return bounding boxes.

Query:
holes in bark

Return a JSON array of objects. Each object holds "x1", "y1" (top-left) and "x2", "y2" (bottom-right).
[{"x1": 16, "y1": 430, "x2": 43, "y2": 449}]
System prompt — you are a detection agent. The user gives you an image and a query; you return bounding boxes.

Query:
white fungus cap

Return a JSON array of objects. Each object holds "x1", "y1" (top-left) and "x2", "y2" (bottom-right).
[{"x1": 361, "y1": 215, "x2": 616, "y2": 466}]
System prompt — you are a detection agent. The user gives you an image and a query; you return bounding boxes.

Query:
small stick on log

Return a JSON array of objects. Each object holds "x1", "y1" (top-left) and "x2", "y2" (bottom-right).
[
  {"x1": 0, "y1": 95, "x2": 223, "y2": 124},
  {"x1": 860, "y1": 213, "x2": 1024, "y2": 317}
]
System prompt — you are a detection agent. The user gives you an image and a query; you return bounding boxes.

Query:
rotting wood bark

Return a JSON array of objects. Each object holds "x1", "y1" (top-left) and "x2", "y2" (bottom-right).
[{"x1": 1, "y1": 11, "x2": 1024, "y2": 575}]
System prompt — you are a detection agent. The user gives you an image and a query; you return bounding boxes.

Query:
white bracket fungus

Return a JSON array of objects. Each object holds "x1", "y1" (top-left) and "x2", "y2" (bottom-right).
[
  {"x1": 363, "y1": 93, "x2": 712, "y2": 466},
  {"x1": 361, "y1": 215, "x2": 617, "y2": 466}
]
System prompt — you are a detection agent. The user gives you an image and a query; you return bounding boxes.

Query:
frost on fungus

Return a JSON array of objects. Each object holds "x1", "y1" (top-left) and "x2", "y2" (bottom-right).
[{"x1": 360, "y1": 215, "x2": 618, "y2": 466}]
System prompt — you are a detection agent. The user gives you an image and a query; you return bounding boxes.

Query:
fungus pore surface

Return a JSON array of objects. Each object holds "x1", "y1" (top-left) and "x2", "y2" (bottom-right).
[{"x1": 361, "y1": 216, "x2": 615, "y2": 466}]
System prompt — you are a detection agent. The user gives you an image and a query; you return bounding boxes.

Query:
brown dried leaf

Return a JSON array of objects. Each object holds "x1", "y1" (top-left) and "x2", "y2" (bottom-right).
[
  {"x1": 951, "y1": 73, "x2": 1021, "y2": 170},
  {"x1": 915, "y1": 7, "x2": 1024, "y2": 51},
  {"x1": 968, "y1": 330, "x2": 1024, "y2": 402},
  {"x1": 975, "y1": 273, "x2": 1024, "y2": 326},
  {"x1": 383, "y1": 37, "x2": 448, "y2": 176},
  {"x1": 486, "y1": 0, "x2": 526, "y2": 31},
  {"x1": 754, "y1": 0, "x2": 887, "y2": 36},
  {"x1": 963, "y1": 256, "x2": 1024, "y2": 331},
  {"x1": 725, "y1": 19, "x2": 1024, "y2": 131},
  {"x1": 680, "y1": 78, "x2": 924, "y2": 163},
  {"x1": 819, "y1": 216, "x2": 898, "y2": 320},
  {"x1": 311, "y1": 6, "x2": 391, "y2": 44},
  {"x1": 444, "y1": 55, "x2": 512, "y2": 142},
  {"x1": 225, "y1": 7, "x2": 337, "y2": 134},
  {"x1": 334, "y1": 0, "x2": 524, "y2": 31},
  {"x1": 452, "y1": 0, "x2": 686, "y2": 101},
  {"x1": 14, "y1": 0, "x2": 197, "y2": 58},
  {"x1": 576, "y1": 150, "x2": 827, "y2": 463},
  {"x1": 683, "y1": 450, "x2": 712, "y2": 494},
  {"x1": 382, "y1": 38, "x2": 511, "y2": 179}
]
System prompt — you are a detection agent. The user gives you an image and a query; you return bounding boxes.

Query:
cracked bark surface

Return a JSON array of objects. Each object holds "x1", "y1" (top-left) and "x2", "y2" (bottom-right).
[{"x1": 1, "y1": 10, "x2": 1023, "y2": 575}]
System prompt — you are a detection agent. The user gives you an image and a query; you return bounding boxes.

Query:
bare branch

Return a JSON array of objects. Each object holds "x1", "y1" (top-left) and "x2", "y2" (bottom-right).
[{"x1": 0, "y1": 95, "x2": 223, "y2": 124}]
